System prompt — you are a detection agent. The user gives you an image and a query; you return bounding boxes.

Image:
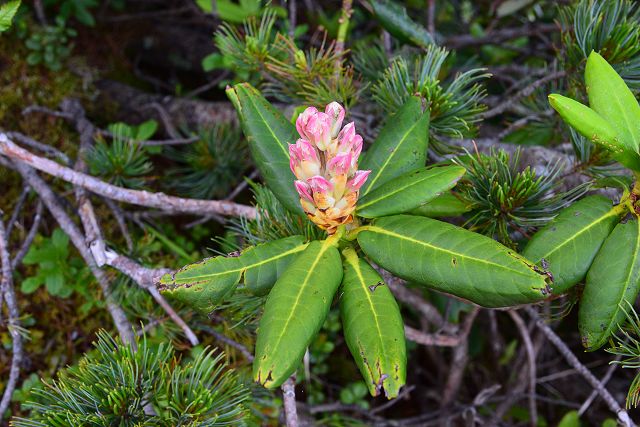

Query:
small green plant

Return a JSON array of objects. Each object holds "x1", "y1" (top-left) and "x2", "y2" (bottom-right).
[
  {"x1": 24, "y1": 17, "x2": 76, "y2": 71},
  {"x1": 86, "y1": 127, "x2": 153, "y2": 189},
  {"x1": 167, "y1": 124, "x2": 250, "y2": 199},
  {"x1": 21, "y1": 228, "x2": 92, "y2": 299},
  {"x1": 371, "y1": 45, "x2": 489, "y2": 148},
  {"x1": 454, "y1": 148, "x2": 587, "y2": 246},
  {"x1": 521, "y1": 51, "x2": 640, "y2": 366},
  {"x1": 12, "y1": 331, "x2": 251, "y2": 426},
  {"x1": 44, "y1": 0, "x2": 98, "y2": 26}
]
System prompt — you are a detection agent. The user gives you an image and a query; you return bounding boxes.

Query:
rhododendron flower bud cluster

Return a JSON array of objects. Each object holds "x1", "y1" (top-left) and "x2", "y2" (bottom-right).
[{"x1": 290, "y1": 102, "x2": 370, "y2": 233}]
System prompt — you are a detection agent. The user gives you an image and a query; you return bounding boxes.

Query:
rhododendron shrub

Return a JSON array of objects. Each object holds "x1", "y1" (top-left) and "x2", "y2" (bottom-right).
[{"x1": 160, "y1": 85, "x2": 553, "y2": 398}]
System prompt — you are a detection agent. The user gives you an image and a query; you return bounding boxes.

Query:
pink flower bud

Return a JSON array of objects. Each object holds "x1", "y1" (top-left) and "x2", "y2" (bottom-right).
[
  {"x1": 308, "y1": 175, "x2": 335, "y2": 210},
  {"x1": 347, "y1": 170, "x2": 371, "y2": 191},
  {"x1": 296, "y1": 107, "x2": 318, "y2": 140},
  {"x1": 327, "y1": 152, "x2": 352, "y2": 176},
  {"x1": 308, "y1": 175, "x2": 333, "y2": 194},
  {"x1": 325, "y1": 102, "x2": 345, "y2": 138},
  {"x1": 294, "y1": 180, "x2": 314, "y2": 203},
  {"x1": 305, "y1": 113, "x2": 332, "y2": 151},
  {"x1": 289, "y1": 139, "x2": 321, "y2": 180}
]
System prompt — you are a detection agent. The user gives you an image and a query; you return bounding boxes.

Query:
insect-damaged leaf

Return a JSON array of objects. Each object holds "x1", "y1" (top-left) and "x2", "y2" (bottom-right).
[
  {"x1": 579, "y1": 219, "x2": 640, "y2": 351},
  {"x1": 226, "y1": 83, "x2": 304, "y2": 215},
  {"x1": 254, "y1": 239, "x2": 343, "y2": 388},
  {"x1": 356, "y1": 165, "x2": 466, "y2": 218},
  {"x1": 357, "y1": 215, "x2": 550, "y2": 307},
  {"x1": 359, "y1": 96, "x2": 429, "y2": 196},
  {"x1": 340, "y1": 248, "x2": 406, "y2": 398},
  {"x1": 158, "y1": 236, "x2": 307, "y2": 313},
  {"x1": 523, "y1": 195, "x2": 621, "y2": 294}
]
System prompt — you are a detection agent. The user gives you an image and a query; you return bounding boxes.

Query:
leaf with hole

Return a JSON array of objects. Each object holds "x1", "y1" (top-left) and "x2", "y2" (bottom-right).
[
  {"x1": 159, "y1": 236, "x2": 308, "y2": 313},
  {"x1": 340, "y1": 248, "x2": 406, "y2": 398},
  {"x1": 357, "y1": 165, "x2": 466, "y2": 218},
  {"x1": 357, "y1": 215, "x2": 550, "y2": 307},
  {"x1": 579, "y1": 219, "x2": 640, "y2": 351},
  {"x1": 254, "y1": 239, "x2": 343, "y2": 388},
  {"x1": 523, "y1": 195, "x2": 621, "y2": 294}
]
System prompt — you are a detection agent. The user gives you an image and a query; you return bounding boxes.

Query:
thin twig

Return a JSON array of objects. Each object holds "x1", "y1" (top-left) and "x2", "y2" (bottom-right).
[
  {"x1": 11, "y1": 201, "x2": 43, "y2": 269},
  {"x1": 0, "y1": 217, "x2": 24, "y2": 419},
  {"x1": 6, "y1": 184, "x2": 30, "y2": 239},
  {"x1": 11, "y1": 160, "x2": 136, "y2": 345},
  {"x1": 445, "y1": 23, "x2": 558, "y2": 49},
  {"x1": 508, "y1": 310, "x2": 537, "y2": 427},
  {"x1": 102, "y1": 198, "x2": 134, "y2": 252},
  {"x1": 579, "y1": 356, "x2": 621, "y2": 416},
  {"x1": 282, "y1": 375, "x2": 299, "y2": 427},
  {"x1": 483, "y1": 71, "x2": 566, "y2": 119},
  {"x1": 404, "y1": 325, "x2": 463, "y2": 347},
  {"x1": 0, "y1": 134, "x2": 257, "y2": 219},
  {"x1": 5, "y1": 131, "x2": 71, "y2": 165},
  {"x1": 526, "y1": 307, "x2": 634, "y2": 427},
  {"x1": 334, "y1": 0, "x2": 353, "y2": 75},
  {"x1": 427, "y1": 0, "x2": 436, "y2": 35},
  {"x1": 207, "y1": 328, "x2": 254, "y2": 362},
  {"x1": 441, "y1": 307, "x2": 480, "y2": 406}
]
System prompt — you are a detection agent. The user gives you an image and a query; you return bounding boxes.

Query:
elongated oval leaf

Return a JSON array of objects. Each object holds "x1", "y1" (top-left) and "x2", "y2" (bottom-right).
[
  {"x1": 369, "y1": 0, "x2": 434, "y2": 48},
  {"x1": 548, "y1": 93, "x2": 640, "y2": 171},
  {"x1": 340, "y1": 248, "x2": 406, "y2": 398},
  {"x1": 242, "y1": 236, "x2": 308, "y2": 295},
  {"x1": 159, "y1": 236, "x2": 308, "y2": 313},
  {"x1": 357, "y1": 165, "x2": 466, "y2": 218},
  {"x1": 158, "y1": 256, "x2": 244, "y2": 314},
  {"x1": 523, "y1": 195, "x2": 621, "y2": 294},
  {"x1": 360, "y1": 96, "x2": 429, "y2": 196},
  {"x1": 586, "y1": 51, "x2": 640, "y2": 153},
  {"x1": 579, "y1": 219, "x2": 640, "y2": 351},
  {"x1": 226, "y1": 83, "x2": 303, "y2": 215},
  {"x1": 254, "y1": 239, "x2": 343, "y2": 388},
  {"x1": 548, "y1": 94, "x2": 625, "y2": 154},
  {"x1": 357, "y1": 215, "x2": 550, "y2": 307},
  {"x1": 409, "y1": 192, "x2": 471, "y2": 218}
]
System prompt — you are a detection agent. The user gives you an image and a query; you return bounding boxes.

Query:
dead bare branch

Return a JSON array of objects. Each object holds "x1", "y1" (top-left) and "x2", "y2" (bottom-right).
[{"x1": 0, "y1": 134, "x2": 257, "y2": 219}]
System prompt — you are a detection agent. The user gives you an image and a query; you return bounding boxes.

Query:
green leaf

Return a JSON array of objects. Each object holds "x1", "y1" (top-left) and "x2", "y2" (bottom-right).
[
  {"x1": 357, "y1": 215, "x2": 550, "y2": 307},
  {"x1": 523, "y1": 195, "x2": 622, "y2": 294},
  {"x1": 579, "y1": 219, "x2": 640, "y2": 351},
  {"x1": 21, "y1": 277, "x2": 42, "y2": 294},
  {"x1": 241, "y1": 236, "x2": 308, "y2": 295},
  {"x1": 134, "y1": 120, "x2": 158, "y2": 141},
  {"x1": 368, "y1": 0, "x2": 434, "y2": 48},
  {"x1": 549, "y1": 93, "x2": 640, "y2": 171},
  {"x1": 159, "y1": 236, "x2": 308, "y2": 313},
  {"x1": 45, "y1": 272, "x2": 65, "y2": 296},
  {"x1": 158, "y1": 256, "x2": 244, "y2": 314},
  {"x1": 557, "y1": 410, "x2": 580, "y2": 427},
  {"x1": 586, "y1": 51, "x2": 640, "y2": 153},
  {"x1": 226, "y1": 83, "x2": 303, "y2": 215},
  {"x1": 254, "y1": 239, "x2": 343, "y2": 388},
  {"x1": 340, "y1": 248, "x2": 406, "y2": 398},
  {"x1": 0, "y1": 0, "x2": 20, "y2": 33},
  {"x1": 356, "y1": 165, "x2": 466, "y2": 218},
  {"x1": 360, "y1": 96, "x2": 429, "y2": 196},
  {"x1": 409, "y1": 192, "x2": 471, "y2": 218}
]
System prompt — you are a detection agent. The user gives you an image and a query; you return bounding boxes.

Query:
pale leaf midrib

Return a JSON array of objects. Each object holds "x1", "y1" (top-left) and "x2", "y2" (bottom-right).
[
  {"x1": 368, "y1": 226, "x2": 537, "y2": 279},
  {"x1": 363, "y1": 115, "x2": 424, "y2": 195}
]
